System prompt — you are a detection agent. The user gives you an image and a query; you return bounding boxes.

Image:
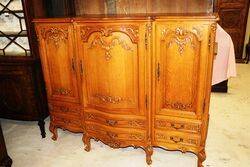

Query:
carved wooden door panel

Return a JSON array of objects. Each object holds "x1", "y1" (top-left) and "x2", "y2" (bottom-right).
[
  {"x1": 154, "y1": 21, "x2": 213, "y2": 119},
  {"x1": 75, "y1": 22, "x2": 147, "y2": 116},
  {"x1": 36, "y1": 24, "x2": 80, "y2": 103}
]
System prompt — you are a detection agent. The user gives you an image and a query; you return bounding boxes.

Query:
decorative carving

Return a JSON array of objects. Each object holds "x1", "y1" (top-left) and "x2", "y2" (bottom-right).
[
  {"x1": 210, "y1": 23, "x2": 217, "y2": 32},
  {"x1": 165, "y1": 101, "x2": 192, "y2": 110},
  {"x1": 161, "y1": 27, "x2": 202, "y2": 55},
  {"x1": 80, "y1": 25, "x2": 139, "y2": 43},
  {"x1": 41, "y1": 27, "x2": 68, "y2": 47},
  {"x1": 129, "y1": 133, "x2": 145, "y2": 140},
  {"x1": 106, "y1": 140, "x2": 121, "y2": 148},
  {"x1": 93, "y1": 94, "x2": 132, "y2": 104},
  {"x1": 128, "y1": 120, "x2": 145, "y2": 128},
  {"x1": 106, "y1": 119, "x2": 118, "y2": 126},
  {"x1": 107, "y1": 132, "x2": 118, "y2": 139},
  {"x1": 85, "y1": 113, "x2": 95, "y2": 120},
  {"x1": 53, "y1": 88, "x2": 72, "y2": 95},
  {"x1": 89, "y1": 35, "x2": 133, "y2": 61}
]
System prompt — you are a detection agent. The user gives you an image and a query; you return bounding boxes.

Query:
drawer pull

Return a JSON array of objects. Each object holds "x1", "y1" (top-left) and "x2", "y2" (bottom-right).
[
  {"x1": 106, "y1": 119, "x2": 117, "y2": 126},
  {"x1": 170, "y1": 136, "x2": 183, "y2": 143},
  {"x1": 171, "y1": 123, "x2": 184, "y2": 130}
]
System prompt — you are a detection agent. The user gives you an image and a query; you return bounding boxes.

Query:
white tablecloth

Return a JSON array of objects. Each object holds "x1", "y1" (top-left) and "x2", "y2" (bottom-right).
[{"x1": 212, "y1": 24, "x2": 237, "y2": 85}]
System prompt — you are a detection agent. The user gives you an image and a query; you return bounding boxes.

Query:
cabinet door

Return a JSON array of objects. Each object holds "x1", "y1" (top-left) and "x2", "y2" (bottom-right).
[
  {"x1": 154, "y1": 21, "x2": 213, "y2": 119},
  {"x1": 76, "y1": 22, "x2": 147, "y2": 115},
  {"x1": 36, "y1": 24, "x2": 80, "y2": 103}
]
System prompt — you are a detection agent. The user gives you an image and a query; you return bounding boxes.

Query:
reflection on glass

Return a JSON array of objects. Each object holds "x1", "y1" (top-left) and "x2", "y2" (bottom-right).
[{"x1": 0, "y1": 0, "x2": 30, "y2": 56}]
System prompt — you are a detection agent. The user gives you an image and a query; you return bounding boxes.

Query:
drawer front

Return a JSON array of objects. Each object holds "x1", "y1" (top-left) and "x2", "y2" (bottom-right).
[
  {"x1": 86, "y1": 122, "x2": 146, "y2": 142},
  {"x1": 155, "y1": 130, "x2": 201, "y2": 147},
  {"x1": 50, "y1": 114, "x2": 82, "y2": 132},
  {"x1": 49, "y1": 103, "x2": 81, "y2": 117},
  {"x1": 155, "y1": 116, "x2": 201, "y2": 134},
  {"x1": 84, "y1": 112, "x2": 146, "y2": 130}
]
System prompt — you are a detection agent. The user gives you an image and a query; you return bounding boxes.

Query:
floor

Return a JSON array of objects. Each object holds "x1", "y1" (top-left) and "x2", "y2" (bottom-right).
[{"x1": 1, "y1": 63, "x2": 250, "y2": 167}]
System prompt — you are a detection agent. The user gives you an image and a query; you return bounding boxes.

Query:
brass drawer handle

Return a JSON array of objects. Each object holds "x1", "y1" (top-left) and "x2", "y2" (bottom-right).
[
  {"x1": 171, "y1": 123, "x2": 184, "y2": 130},
  {"x1": 170, "y1": 136, "x2": 183, "y2": 143},
  {"x1": 106, "y1": 119, "x2": 117, "y2": 126}
]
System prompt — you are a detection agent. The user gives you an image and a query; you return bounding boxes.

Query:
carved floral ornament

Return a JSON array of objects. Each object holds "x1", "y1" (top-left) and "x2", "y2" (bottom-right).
[
  {"x1": 88, "y1": 35, "x2": 133, "y2": 61},
  {"x1": 79, "y1": 25, "x2": 139, "y2": 61},
  {"x1": 41, "y1": 27, "x2": 68, "y2": 47},
  {"x1": 161, "y1": 26, "x2": 203, "y2": 55},
  {"x1": 80, "y1": 25, "x2": 139, "y2": 43},
  {"x1": 93, "y1": 93, "x2": 133, "y2": 104}
]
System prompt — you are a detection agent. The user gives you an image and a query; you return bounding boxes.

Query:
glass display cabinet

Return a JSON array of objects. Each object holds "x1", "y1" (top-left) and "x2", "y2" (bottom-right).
[{"x1": 0, "y1": 0, "x2": 49, "y2": 138}]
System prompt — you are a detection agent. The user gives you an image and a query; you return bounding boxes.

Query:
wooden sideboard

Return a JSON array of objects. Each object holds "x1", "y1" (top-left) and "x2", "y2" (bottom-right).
[{"x1": 34, "y1": 14, "x2": 218, "y2": 166}]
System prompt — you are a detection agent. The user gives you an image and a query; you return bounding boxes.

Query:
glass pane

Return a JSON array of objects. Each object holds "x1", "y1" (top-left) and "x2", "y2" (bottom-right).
[
  {"x1": 8, "y1": 0, "x2": 23, "y2": 11},
  {"x1": 16, "y1": 12, "x2": 24, "y2": 17},
  {"x1": 15, "y1": 37, "x2": 30, "y2": 50},
  {"x1": 5, "y1": 42, "x2": 26, "y2": 56},
  {"x1": 0, "y1": 0, "x2": 30, "y2": 57},
  {"x1": 0, "y1": 37, "x2": 10, "y2": 49},
  {"x1": 0, "y1": 0, "x2": 10, "y2": 6},
  {"x1": 21, "y1": 18, "x2": 26, "y2": 30},
  {"x1": 0, "y1": 13, "x2": 21, "y2": 34}
]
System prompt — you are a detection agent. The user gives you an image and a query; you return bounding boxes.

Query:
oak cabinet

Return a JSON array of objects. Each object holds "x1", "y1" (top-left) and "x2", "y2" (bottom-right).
[
  {"x1": 34, "y1": 15, "x2": 217, "y2": 167},
  {"x1": 37, "y1": 24, "x2": 81, "y2": 103}
]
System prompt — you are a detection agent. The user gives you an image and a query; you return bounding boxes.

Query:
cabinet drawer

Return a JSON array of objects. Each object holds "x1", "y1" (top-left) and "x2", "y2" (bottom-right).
[
  {"x1": 50, "y1": 114, "x2": 82, "y2": 132},
  {"x1": 86, "y1": 122, "x2": 146, "y2": 142},
  {"x1": 49, "y1": 103, "x2": 81, "y2": 117},
  {"x1": 155, "y1": 116, "x2": 201, "y2": 134},
  {"x1": 84, "y1": 111, "x2": 146, "y2": 130},
  {"x1": 155, "y1": 130, "x2": 201, "y2": 147}
]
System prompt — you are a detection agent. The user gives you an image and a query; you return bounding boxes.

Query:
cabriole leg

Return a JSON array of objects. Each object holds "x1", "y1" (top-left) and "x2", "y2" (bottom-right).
[
  {"x1": 49, "y1": 123, "x2": 58, "y2": 141},
  {"x1": 83, "y1": 134, "x2": 91, "y2": 152},
  {"x1": 144, "y1": 146, "x2": 153, "y2": 165},
  {"x1": 197, "y1": 149, "x2": 206, "y2": 167}
]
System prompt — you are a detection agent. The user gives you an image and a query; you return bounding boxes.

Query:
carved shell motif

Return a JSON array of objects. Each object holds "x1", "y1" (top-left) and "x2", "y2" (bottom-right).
[
  {"x1": 161, "y1": 26, "x2": 203, "y2": 55},
  {"x1": 41, "y1": 27, "x2": 68, "y2": 48}
]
